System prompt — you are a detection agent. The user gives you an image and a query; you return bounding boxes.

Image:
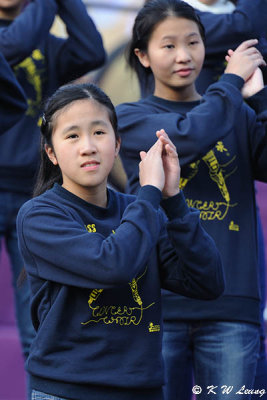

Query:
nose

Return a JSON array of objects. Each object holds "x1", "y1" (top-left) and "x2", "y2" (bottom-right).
[
  {"x1": 79, "y1": 135, "x2": 97, "y2": 155},
  {"x1": 175, "y1": 46, "x2": 191, "y2": 63}
]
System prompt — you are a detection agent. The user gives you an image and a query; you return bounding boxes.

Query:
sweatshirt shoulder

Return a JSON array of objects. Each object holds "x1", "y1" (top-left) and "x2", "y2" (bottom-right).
[
  {"x1": 116, "y1": 98, "x2": 156, "y2": 116},
  {"x1": 17, "y1": 190, "x2": 64, "y2": 220}
]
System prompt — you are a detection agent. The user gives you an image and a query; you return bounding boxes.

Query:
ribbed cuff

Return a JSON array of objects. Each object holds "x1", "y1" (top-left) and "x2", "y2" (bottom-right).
[
  {"x1": 137, "y1": 185, "x2": 162, "y2": 210},
  {"x1": 161, "y1": 191, "x2": 189, "y2": 220},
  {"x1": 219, "y1": 73, "x2": 244, "y2": 90}
]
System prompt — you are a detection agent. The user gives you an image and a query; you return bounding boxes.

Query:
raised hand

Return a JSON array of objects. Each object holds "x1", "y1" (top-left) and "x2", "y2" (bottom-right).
[
  {"x1": 156, "y1": 129, "x2": 180, "y2": 198},
  {"x1": 226, "y1": 48, "x2": 264, "y2": 98},
  {"x1": 139, "y1": 139, "x2": 165, "y2": 191},
  {"x1": 224, "y1": 39, "x2": 266, "y2": 83}
]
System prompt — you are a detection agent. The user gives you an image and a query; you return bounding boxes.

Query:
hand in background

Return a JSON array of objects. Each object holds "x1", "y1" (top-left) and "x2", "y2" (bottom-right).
[
  {"x1": 225, "y1": 39, "x2": 266, "y2": 84},
  {"x1": 226, "y1": 47, "x2": 264, "y2": 98}
]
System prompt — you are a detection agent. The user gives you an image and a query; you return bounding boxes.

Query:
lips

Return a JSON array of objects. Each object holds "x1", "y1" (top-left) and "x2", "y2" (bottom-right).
[
  {"x1": 81, "y1": 160, "x2": 99, "y2": 167},
  {"x1": 81, "y1": 161, "x2": 100, "y2": 170},
  {"x1": 174, "y1": 68, "x2": 193, "y2": 77}
]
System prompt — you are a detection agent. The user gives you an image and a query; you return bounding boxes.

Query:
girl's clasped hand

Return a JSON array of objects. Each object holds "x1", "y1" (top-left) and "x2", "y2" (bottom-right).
[
  {"x1": 139, "y1": 129, "x2": 180, "y2": 198},
  {"x1": 225, "y1": 39, "x2": 266, "y2": 98}
]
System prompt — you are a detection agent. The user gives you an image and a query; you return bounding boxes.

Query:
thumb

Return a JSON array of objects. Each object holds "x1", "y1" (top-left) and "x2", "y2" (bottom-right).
[{"x1": 140, "y1": 151, "x2": 147, "y2": 161}]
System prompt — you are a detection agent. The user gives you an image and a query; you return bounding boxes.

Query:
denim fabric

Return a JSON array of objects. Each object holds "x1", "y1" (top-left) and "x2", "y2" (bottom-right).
[
  {"x1": 0, "y1": 191, "x2": 35, "y2": 358},
  {"x1": 254, "y1": 214, "x2": 267, "y2": 398},
  {"x1": 32, "y1": 390, "x2": 68, "y2": 400},
  {"x1": 162, "y1": 321, "x2": 260, "y2": 400}
]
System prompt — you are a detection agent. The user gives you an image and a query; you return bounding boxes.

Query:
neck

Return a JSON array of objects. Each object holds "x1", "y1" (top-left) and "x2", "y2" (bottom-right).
[
  {"x1": 0, "y1": 5, "x2": 22, "y2": 19},
  {"x1": 62, "y1": 183, "x2": 108, "y2": 208},
  {"x1": 154, "y1": 84, "x2": 201, "y2": 102}
]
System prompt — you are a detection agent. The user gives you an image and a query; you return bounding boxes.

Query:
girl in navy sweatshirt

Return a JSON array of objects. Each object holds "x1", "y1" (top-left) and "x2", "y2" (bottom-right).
[
  {"x1": 16, "y1": 82, "x2": 224, "y2": 400},
  {"x1": 116, "y1": 1, "x2": 267, "y2": 399}
]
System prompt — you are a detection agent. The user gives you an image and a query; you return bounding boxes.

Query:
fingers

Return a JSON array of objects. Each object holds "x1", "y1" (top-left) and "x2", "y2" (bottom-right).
[
  {"x1": 139, "y1": 138, "x2": 165, "y2": 191},
  {"x1": 226, "y1": 41, "x2": 266, "y2": 67},
  {"x1": 139, "y1": 137, "x2": 163, "y2": 161},
  {"x1": 156, "y1": 129, "x2": 178, "y2": 157},
  {"x1": 234, "y1": 39, "x2": 258, "y2": 52},
  {"x1": 139, "y1": 151, "x2": 147, "y2": 161}
]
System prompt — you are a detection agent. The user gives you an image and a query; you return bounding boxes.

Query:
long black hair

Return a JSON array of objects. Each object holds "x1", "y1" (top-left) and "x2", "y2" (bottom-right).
[
  {"x1": 34, "y1": 83, "x2": 118, "y2": 197},
  {"x1": 127, "y1": 0, "x2": 205, "y2": 93}
]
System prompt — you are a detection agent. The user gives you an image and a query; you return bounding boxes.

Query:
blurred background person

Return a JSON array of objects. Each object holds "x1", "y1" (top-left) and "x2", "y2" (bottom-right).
[
  {"x1": 0, "y1": 0, "x2": 105, "y2": 365},
  {"x1": 0, "y1": 51, "x2": 26, "y2": 133}
]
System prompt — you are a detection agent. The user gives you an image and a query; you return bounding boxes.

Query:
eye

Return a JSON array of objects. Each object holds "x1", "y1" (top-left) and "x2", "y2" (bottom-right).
[
  {"x1": 189, "y1": 40, "x2": 199, "y2": 46},
  {"x1": 94, "y1": 130, "x2": 105, "y2": 136},
  {"x1": 164, "y1": 44, "x2": 175, "y2": 49},
  {"x1": 66, "y1": 133, "x2": 79, "y2": 139}
]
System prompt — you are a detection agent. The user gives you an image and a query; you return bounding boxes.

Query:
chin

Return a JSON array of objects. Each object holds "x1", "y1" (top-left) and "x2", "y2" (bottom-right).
[{"x1": 0, "y1": 0, "x2": 23, "y2": 9}]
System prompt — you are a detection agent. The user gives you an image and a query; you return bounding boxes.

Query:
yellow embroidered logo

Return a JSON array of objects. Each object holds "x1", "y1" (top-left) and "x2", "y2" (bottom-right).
[
  {"x1": 148, "y1": 322, "x2": 160, "y2": 333},
  {"x1": 81, "y1": 224, "x2": 155, "y2": 327},
  {"x1": 229, "y1": 221, "x2": 239, "y2": 231},
  {"x1": 14, "y1": 49, "x2": 45, "y2": 118},
  {"x1": 82, "y1": 268, "x2": 155, "y2": 327},
  {"x1": 85, "y1": 224, "x2": 96, "y2": 233},
  {"x1": 180, "y1": 141, "x2": 238, "y2": 222},
  {"x1": 216, "y1": 141, "x2": 228, "y2": 153}
]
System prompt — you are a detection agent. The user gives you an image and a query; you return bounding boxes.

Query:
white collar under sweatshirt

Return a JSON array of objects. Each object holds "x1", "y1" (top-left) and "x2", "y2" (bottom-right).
[{"x1": 183, "y1": 0, "x2": 236, "y2": 14}]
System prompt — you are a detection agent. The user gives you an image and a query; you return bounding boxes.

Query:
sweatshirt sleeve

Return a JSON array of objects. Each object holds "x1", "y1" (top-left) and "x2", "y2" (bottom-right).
[
  {"x1": 49, "y1": 0, "x2": 106, "y2": 84},
  {"x1": 245, "y1": 86, "x2": 267, "y2": 182},
  {"x1": 197, "y1": 0, "x2": 267, "y2": 57},
  {"x1": 0, "y1": 52, "x2": 26, "y2": 133},
  {"x1": 0, "y1": 0, "x2": 58, "y2": 66},
  {"x1": 17, "y1": 186, "x2": 164, "y2": 289},
  {"x1": 158, "y1": 191, "x2": 225, "y2": 300},
  {"x1": 117, "y1": 74, "x2": 244, "y2": 169}
]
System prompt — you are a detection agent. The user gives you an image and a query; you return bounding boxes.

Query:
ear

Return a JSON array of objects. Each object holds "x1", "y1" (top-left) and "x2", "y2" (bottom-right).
[
  {"x1": 45, "y1": 144, "x2": 58, "y2": 165},
  {"x1": 134, "y1": 48, "x2": 150, "y2": 68},
  {"x1": 115, "y1": 137, "x2": 121, "y2": 158}
]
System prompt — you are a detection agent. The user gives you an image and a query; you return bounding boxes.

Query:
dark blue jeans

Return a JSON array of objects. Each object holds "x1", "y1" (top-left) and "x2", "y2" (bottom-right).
[
  {"x1": 162, "y1": 321, "x2": 260, "y2": 400},
  {"x1": 253, "y1": 212, "x2": 267, "y2": 398},
  {"x1": 0, "y1": 191, "x2": 35, "y2": 359},
  {"x1": 31, "y1": 390, "x2": 67, "y2": 400}
]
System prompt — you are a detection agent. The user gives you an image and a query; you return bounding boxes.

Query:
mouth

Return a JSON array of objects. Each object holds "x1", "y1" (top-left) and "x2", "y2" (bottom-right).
[
  {"x1": 174, "y1": 68, "x2": 193, "y2": 77},
  {"x1": 81, "y1": 161, "x2": 100, "y2": 170}
]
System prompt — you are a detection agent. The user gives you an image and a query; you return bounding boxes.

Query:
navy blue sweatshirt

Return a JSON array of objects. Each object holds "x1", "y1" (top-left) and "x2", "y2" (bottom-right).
[
  {"x1": 16, "y1": 184, "x2": 223, "y2": 400},
  {"x1": 0, "y1": 0, "x2": 105, "y2": 194},
  {"x1": 116, "y1": 74, "x2": 267, "y2": 325},
  {"x1": 0, "y1": 51, "x2": 26, "y2": 133}
]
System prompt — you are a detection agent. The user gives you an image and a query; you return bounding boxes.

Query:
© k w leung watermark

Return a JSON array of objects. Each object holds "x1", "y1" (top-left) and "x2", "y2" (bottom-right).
[{"x1": 192, "y1": 385, "x2": 266, "y2": 397}]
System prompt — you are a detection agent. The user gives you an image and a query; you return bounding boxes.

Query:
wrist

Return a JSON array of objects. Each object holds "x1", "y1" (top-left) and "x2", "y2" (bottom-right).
[
  {"x1": 140, "y1": 181, "x2": 163, "y2": 192},
  {"x1": 162, "y1": 188, "x2": 180, "y2": 199},
  {"x1": 161, "y1": 191, "x2": 189, "y2": 219}
]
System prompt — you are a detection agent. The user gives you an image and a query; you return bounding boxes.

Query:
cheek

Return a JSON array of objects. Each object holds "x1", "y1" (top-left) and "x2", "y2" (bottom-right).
[
  {"x1": 105, "y1": 140, "x2": 119, "y2": 164},
  {"x1": 150, "y1": 56, "x2": 169, "y2": 76},
  {"x1": 195, "y1": 49, "x2": 205, "y2": 71},
  {"x1": 53, "y1": 144, "x2": 71, "y2": 167}
]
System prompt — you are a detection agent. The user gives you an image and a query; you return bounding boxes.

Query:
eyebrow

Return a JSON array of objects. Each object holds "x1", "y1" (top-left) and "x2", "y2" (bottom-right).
[
  {"x1": 161, "y1": 32, "x2": 200, "y2": 40},
  {"x1": 61, "y1": 120, "x2": 109, "y2": 135},
  {"x1": 90, "y1": 120, "x2": 110, "y2": 128}
]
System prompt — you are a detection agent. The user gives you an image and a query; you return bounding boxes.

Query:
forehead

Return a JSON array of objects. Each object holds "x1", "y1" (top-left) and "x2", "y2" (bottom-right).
[
  {"x1": 53, "y1": 99, "x2": 110, "y2": 129},
  {"x1": 150, "y1": 16, "x2": 201, "y2": 40}
]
